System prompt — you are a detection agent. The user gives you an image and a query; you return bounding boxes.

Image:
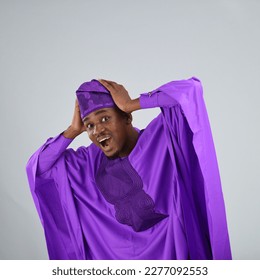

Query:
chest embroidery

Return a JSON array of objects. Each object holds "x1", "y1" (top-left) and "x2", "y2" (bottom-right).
[{"x1": 95, "y1": 155, "x2": 168, "y2": 232}]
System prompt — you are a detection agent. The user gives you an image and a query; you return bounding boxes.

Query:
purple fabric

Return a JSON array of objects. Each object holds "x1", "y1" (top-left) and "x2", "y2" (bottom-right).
[
  {"x1": 76, "y1": 79, "x2": 116, "y2": 120},
  {"x1": 26, "y1": 77, "x2": 232, "y2": 260},
  {"x1": 96, "y1": 153, "x2": 168, "y2": 232}
]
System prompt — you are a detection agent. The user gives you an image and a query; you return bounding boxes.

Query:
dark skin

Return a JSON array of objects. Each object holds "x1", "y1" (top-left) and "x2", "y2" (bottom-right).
[{"x1": 63, "y1": 79, "x2": 141, "y2": 158}]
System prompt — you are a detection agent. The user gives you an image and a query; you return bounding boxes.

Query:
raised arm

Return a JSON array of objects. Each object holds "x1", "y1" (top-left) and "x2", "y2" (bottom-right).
[
  {"x1": 36, "y1": 99, "x2": 86, "y2": 175},
  {"x1": 97, "y1": 77, "x2": 197, "y2": 113},
  {"x1": 63, "y1": 99, "x2": 86, "y2": 138}
]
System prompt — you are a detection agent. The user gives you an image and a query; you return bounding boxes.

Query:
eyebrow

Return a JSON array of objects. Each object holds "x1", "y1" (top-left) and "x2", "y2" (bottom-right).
[{"x1": 83, "y1": 109, "x2": 109, "y2": 123}]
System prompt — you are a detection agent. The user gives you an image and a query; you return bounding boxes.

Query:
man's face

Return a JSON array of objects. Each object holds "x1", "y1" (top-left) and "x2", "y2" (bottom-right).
[{"x1": 83, "y1": 108, "x2": 131, "y2": 158}]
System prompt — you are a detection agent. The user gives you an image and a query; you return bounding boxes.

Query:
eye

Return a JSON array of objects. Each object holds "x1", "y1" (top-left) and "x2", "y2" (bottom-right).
[
  {"x1": 86, "y1": 123, "x2": 94, "y2": 130},
  {"x1": 101, "y1": 116, "x2": 110, "y2": 123}
]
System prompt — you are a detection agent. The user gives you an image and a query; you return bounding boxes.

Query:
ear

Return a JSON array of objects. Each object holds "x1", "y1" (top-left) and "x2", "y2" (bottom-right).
[{"x1": 126, "y1": 113, "x2": 132, "y2": 124}]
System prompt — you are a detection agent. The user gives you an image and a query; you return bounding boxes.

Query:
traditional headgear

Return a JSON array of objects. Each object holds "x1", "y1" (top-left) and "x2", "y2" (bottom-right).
[{"x1": 76, "y1": 79, "x2": 116, "y2": 120}]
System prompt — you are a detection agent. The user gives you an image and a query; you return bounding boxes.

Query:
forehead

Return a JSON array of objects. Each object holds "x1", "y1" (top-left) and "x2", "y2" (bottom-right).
[{"x1": 83, "y1": 107, "x2": 116, "y2": 122}]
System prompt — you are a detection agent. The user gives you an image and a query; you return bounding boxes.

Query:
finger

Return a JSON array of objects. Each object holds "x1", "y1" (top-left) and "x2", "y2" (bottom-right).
[
  {"x1": 98, "y1": 79, "x2": 107, "y2": 85},
  {"x1": 99, "y1": 78, "x2": 117, "y2": 83},
  {"x1": 75, "y1": 99, "x2": 80, "y2": 109},
  {"x1": 98, "y1": 80, "x2": 115, "y2": 93},
  {"x1": 98, "y1": 79, "x2": 108, "y2": 87},
  {"x1": 98, "y1": 79, "x2": 118, "y2": 87}
]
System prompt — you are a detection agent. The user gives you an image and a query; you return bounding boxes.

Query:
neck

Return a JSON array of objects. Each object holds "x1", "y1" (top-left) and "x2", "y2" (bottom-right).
[{"x1": 119, "y1": 127, "x2": 140, "y2": 158}]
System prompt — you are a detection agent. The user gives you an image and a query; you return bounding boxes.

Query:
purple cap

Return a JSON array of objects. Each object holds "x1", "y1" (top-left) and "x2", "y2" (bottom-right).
[{"x1": 76, "y1": 79, "x2": 116, "y2": 120}]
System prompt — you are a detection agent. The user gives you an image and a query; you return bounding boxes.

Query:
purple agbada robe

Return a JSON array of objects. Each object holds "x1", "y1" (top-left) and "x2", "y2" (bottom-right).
[{"x1": 26, "y1": 77, "x2": 232, "y2": 260}]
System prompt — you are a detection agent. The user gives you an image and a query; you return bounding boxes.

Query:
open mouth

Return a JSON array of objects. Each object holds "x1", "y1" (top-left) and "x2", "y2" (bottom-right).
[{"x1": 98, "y1": 136, "x2": 111, "y2": 149}]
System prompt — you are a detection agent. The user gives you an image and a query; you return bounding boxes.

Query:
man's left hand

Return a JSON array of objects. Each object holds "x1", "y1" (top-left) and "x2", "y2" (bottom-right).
[{"x1": 98, "y1": 79, "x2": 140, "y2": 113}]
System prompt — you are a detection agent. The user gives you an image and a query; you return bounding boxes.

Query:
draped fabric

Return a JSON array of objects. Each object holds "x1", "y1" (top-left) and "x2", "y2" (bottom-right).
[
  {"x1": 95, "y1": 152, "x2": 169, "y2": 232},
  {"x1": 26, "y1": 77, "x2": 232, "y2": 260}
]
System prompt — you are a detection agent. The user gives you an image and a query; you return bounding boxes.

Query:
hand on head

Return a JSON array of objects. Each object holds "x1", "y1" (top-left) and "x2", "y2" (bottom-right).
[
  {"x1": 63, "y1": 99, "x2": 86, "y2": 139},
  {"x1": 98, "y1": 79, "x2": 133, "y2": 113}
]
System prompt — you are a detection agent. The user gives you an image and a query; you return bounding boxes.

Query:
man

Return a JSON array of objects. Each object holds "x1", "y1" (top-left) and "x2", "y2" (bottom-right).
[{"x1": 26, "y1": 77, "x2": 232, "y2": 260}]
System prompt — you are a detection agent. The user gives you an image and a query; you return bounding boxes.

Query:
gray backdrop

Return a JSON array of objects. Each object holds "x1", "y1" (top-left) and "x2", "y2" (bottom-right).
[{"x1": 0, "y1": 0, "x2": 259, "y2": 259}]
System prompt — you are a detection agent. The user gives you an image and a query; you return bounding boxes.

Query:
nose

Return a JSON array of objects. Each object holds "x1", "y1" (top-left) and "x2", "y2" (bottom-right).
[{"x1": 93, "y1": 122, "x2": 105, "y2": 136}]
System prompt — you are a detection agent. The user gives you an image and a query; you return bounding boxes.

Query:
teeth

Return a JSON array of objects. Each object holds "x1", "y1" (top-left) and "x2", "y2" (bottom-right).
[{"x1": 98, "y1": 136, "x2": 111, "y2": 143}]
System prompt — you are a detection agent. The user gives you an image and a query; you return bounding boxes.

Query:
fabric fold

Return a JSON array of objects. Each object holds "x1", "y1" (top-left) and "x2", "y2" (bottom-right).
[{"x1": 26, "y1": 77, "x2": 232, "y2": 260}]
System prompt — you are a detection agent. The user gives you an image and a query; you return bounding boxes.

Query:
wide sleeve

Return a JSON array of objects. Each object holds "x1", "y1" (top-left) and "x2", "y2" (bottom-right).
[
  {"x1": 36, "y1": 133, "x2": 73, "y2": 175},
  {"x1": 140, "y1": 77, "x2": 232, "y2": 260},
  {"x1": 25, "y1": 133, "x2": 86, "y2": 260}
]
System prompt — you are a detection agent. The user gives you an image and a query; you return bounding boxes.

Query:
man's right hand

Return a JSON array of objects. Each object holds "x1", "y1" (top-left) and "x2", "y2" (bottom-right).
[{"x1": 63, "y1": 99, "x2": 86, "y2": 139}]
